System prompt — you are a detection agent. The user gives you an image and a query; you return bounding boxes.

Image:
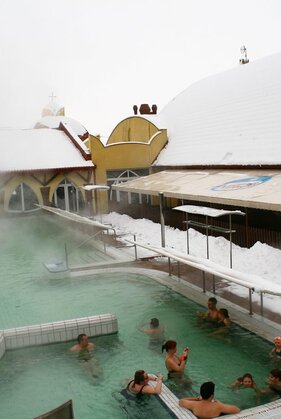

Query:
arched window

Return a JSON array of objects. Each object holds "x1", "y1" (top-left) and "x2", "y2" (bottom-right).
[
  {"x1": 8, "y1": 183, "x2": 39, "y2": 212},
  {"x1": 52, "y1": 180, "x2": 84, "y2": 213},
  {"x1": 108, "y1": 169, "x2": 149, "y2": 205}
]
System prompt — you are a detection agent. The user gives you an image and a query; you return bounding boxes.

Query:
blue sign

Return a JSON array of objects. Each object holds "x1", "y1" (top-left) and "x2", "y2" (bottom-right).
[{"x1": 212, "y1": 176, "x2": 272, "y2": 192}]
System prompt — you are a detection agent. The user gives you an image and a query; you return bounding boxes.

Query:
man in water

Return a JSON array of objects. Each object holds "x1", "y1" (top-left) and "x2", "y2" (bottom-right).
[
  {"x1": 257, "y1": 368, "x2": 281, "y2": 397},
  {"x1": 139, "y1": 318, "x2": 165, "y2": 350},
  {"x1": 70, "y1": 333, "x2": 95, "y2": 359},
  {"x1": 179, "y1": 381, "x2": 240, "y2": 418},
  {"x1": 198, "y1": 297, "x2": 219, "y2": 322}
]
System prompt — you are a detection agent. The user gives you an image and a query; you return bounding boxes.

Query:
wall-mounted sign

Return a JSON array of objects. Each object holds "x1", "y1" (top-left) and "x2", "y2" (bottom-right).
[{"x1": 212, "y1": 176, "x2": 272, "y2": 192}]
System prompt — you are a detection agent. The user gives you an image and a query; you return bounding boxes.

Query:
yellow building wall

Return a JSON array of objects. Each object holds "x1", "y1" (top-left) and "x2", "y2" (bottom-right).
[
  {"x1": 89, "y1": 117, "x2": 167, "y2": 212},
  {"x1": 2, "y1": 171, "x2": 92, "y2": 213},
  {"x1": 107, "y1": 117, "x2": 160, "y2": 144}
]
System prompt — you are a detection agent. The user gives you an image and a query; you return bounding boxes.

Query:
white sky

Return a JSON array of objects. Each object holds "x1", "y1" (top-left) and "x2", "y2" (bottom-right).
[
  {"x1": 102, "y1": 212, "x2": 281, "y2": 316},
  {"x1": 1, "y1": 0, "x2": 281, "y2": 137}
]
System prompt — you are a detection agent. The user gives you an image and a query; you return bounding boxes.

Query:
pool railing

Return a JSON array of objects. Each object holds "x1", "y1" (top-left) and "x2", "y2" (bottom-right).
[{"x1": 124, "y1": 237, "x2": 281, "y2": 318}]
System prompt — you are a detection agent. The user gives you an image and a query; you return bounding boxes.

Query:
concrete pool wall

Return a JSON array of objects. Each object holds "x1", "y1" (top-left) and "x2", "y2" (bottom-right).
[{"x1": 0, "y1": 313, "x2": 118, "y2": 358}]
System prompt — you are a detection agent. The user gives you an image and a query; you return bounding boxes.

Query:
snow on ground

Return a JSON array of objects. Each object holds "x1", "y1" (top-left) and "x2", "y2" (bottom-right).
[{"x1": 102, "y1": 212, "x2": 281, "y2": 316}]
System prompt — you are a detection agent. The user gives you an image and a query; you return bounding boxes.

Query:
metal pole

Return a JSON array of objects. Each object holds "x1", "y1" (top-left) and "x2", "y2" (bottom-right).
[
  {"x1": 212, "y1": 275, "x2": 216, "y2": 294},
  {"x1": 168, "y1": 257, "x2": 171, "y2": 276},
  {"x1": 249, "y1": 288, "x2": 253, "y2": 315},
  {"x1": 186, "y1": 214, "x2": 190, "y2": 254},
  {"x1": 177, "y1": 261, "x2": 180, "y2": 278},
  {"x1": 202, "y1": 272, "x2": 206, "y2": 293},
  {"x1": 159, "y1": 192, "x2": 165, "y2": 248},
  {"x1": 134, "y1": 234, "x2": 138, "y2": 260},
  {"x1": 65, "y1": 243, "x2": 68, "y2": 269},
  {"x1": 229, "y1": 214, "x2": 233, "y2": 268},
  {"x1": 206, "y1": 215, "x2": 209, "y2": 259},
  {"x1": 260, "y1": 292, "x2": 264, "y2": 317}
]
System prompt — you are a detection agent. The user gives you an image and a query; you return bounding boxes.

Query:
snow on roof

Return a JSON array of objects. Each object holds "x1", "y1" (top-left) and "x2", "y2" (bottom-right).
[
  {"x1": 35, "y1": 116, "x2": 88, "y2": 137},
  {"x1": 155, "y1": 52, "x2": 281, "y2": 166},
  {"x1": 0, "y1": 128, "x2": 93, "y2": 172}
]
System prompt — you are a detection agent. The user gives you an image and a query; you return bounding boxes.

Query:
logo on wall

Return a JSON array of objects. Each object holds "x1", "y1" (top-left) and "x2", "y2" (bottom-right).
[{"x1": 212, "y1": 176, "x2": 272, "y2": 192}]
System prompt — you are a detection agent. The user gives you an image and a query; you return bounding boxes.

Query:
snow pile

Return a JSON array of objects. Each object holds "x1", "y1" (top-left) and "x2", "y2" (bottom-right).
[{"x1": 102, "y1": 212, "x2": 281, "y2": 315}]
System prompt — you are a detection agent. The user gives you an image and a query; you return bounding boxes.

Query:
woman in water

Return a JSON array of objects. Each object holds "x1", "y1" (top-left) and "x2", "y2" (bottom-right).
[
  {"x1": 229, "y1": 373, "x2": 258, "y2": 391},
  {"x1": 162, "y1": 340, "x2": 189, "y2": 379},
  {"x1": 269, "y1": 336, "x2": 281, "y2": 362},
  {"x1": 126, "y1": 370, "x2": 163, "y2": 398}
]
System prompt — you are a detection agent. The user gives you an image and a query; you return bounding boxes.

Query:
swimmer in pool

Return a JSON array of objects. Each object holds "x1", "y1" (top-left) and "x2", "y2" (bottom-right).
[
  {"x1": 256, "y1": 368, "x2": 281, "y2": 397},
  {"x1": 229, "y1": 373, "x2": 259, "y2": 391},
  {"x1": 69, "y1": 333, "x2": 95, "y2": 359},
  {"x1": 179, "y1": 381, "x2": 240, "y2": 418},
  {"x1": 125, "y1": 370, "x2": 163, "y2": 398},
  {"x1": 162, "y1": 340, "x2": 189, "y2": 379},
  {"x1": 139, "y1": 318, "x2": 165, "y2": 349},
  {"x1": 269, "y1": 337, "x2": 281, "y2": 362},
  {"x1": 197, "y1": 297, "x2": 220, "y2": 322},
  {"x1": 208, "y1": 308, "x2": 231, "y2": 339}
]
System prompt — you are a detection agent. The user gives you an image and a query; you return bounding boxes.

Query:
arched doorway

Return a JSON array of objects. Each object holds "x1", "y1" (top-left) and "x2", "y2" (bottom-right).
[
  {"x1": 52, "y1": 180, "x2": 84, "y2": 213},
  {"x1": 8, "y1": 183, "x2": 39, "y2": 213}
]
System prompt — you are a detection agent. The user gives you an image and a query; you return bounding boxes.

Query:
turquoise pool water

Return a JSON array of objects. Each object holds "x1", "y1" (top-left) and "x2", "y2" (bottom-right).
[{"x1": 0, "y1": 215, "x2": 276, "y2": 418}]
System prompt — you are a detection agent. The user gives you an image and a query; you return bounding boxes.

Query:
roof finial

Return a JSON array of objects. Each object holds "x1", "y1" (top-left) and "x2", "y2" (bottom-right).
[
  {"x1": 239, "y1": 45, "x2": 249, "y2": 65},
  {"x1": 49, "y1": 92, "x2": 57, "y2": 102}
]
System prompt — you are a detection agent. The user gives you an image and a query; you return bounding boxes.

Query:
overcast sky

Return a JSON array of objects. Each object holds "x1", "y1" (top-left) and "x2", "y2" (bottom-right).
[{"x1": 1, "y1": 0, "x2": 281, "y2": 137}]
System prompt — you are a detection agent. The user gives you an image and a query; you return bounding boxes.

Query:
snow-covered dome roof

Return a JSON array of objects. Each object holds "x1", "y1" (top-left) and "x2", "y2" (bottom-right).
[
  {"x1": 35, "y1": 116, "x2": 88, "y2": 139},
  {"x1": 155, "y1": 52, "x2": 281, "y2": 167}
]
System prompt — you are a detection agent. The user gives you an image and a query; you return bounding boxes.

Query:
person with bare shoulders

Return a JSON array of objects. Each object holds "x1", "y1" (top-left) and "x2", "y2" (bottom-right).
[
  {"x1": 198, "y1": 297, "x2": 219, "y2": 322},
  {"x1": 162, "y1": 340, "x2": 189, "y2": 379},
  {"x1": 256, "y1": 369, "x2": 281, "y2": 397},
  {"x1": 69, "y1": 333, "x2": 95, "y2": 359},
  {"x1": 208, "y1": 308, "x2": 231, "y2": 339},
  {"x1": 229, "y1": 373, "x2": 259, "y2": 392},
  {"x1": 139, "y1": 318, "x2": 165, "y2": 349},
  {"x1": 125, "y1": 370, "x2": 163, "y2": 398},
  {"x1": 179, "y1": 381, "x2": 240, "y2": 418}
]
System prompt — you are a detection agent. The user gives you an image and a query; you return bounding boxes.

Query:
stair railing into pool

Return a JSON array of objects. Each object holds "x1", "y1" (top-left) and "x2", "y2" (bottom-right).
[{"x1": 124, "y1": 237, "x2": 281, "y2": 318}]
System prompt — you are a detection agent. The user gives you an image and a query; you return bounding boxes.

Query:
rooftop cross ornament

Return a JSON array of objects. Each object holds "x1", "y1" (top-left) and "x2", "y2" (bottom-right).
[{"x1": 49, "y1": 92, "x2": 57, "y2": 102}]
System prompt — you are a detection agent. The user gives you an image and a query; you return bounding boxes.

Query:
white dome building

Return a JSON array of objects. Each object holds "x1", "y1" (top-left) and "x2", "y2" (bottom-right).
[{"x1": 155, "y1": 51, "x2": 281, "y2": 167}]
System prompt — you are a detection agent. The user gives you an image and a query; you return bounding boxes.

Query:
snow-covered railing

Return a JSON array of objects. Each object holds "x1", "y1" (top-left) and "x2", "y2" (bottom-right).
[{"x1": 124, "y1": 238, "x2": 281, "y2": 317}]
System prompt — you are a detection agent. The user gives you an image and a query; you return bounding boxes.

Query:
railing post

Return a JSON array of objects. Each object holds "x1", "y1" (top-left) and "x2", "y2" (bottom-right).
[
  {"x1": 260, "y1": 292, "x2": 264, "y2": 317},
  {"x1": 133, "y1": 234, "x2": 138, "y2": 260},
  {"x1": 65, "y1": 243, "x2": 68, "y2": 269},
  {"x1": 159, "y1": 192, "x2": 165, "y2": 248},
  {"x1": 249, "y1": 288, "x2": 253, "y2": 315},
  {"x1": 212, "y1": 275, "x2": 216, "y2": 294},
  {"x1": 202, "y1": 271, "x2": 206, "y2": 293},
  {"x1": 168, "y1": 257, "x2": 171, "y2": 276},
  {"x1": 177, "y1": 261, "x2": 180, "y2": 278}
]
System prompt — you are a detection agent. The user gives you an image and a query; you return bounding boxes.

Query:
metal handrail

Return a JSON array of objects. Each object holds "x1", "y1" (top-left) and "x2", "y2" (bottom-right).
[{"x1": 123, "y1": 237, "x2": 281, "y2": 317}]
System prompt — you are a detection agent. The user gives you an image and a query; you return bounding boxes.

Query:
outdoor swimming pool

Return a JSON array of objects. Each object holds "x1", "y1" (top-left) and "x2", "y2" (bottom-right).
[{"x1": 0, "y1": 215, "x2": 277, "y2": 418}]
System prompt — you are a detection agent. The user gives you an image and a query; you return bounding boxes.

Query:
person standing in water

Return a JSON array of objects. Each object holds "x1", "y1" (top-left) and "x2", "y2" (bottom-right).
[
  {"x1": 70, "y1": 333, "x2": 95, "y2": 359},
  {"x1": 139, "y1": 318, "x2": 165, "y2": 349},
  {"x1": 198, "y1": 297, "x2": 219, "y2": 322},
  {"x1": 162, "y1": 340, "x2": 189, "y2": 379}
]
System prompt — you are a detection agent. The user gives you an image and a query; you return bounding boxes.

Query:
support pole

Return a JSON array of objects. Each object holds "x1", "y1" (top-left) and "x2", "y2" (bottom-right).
[
  {"x1": 229, "y1": 214, "x2": 233, "y2": 268},
  {"x1": 159, "y1": 192, "x2": 165, "y2": 248},
  {"x1": 249, "y1": 288, "x2": 253, "y2": 315}
]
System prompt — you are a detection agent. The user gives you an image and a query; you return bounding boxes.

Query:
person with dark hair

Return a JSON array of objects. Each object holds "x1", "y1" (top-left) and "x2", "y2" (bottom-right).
[
  {"x1": 179, "y1": 381, "x2": 240, "y2": 418},
  {"x1": 69, "y1": 333, "x2": 95, "y2": 358},
  {"x1": 125, "y1": 370, "x2": 163, "y2": 398},
  {"x1": 139, "y1": 318, "x2": 165, "y2": 349},
  {"x1": 257, "y1": 369, "x2": 281, "y2": 397},
  {"x1": 162, "y1": 340, "x2": 189, "y2": 379},
  {"x1": 229, "y1": 373, "x2": 259, "y2": 391},
  {"x1": 198, "y1": 297, "x2": 220, "y2": 322},
  {"x1": 208, "y1": 308, "x2": 231, "y2": 338}
]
